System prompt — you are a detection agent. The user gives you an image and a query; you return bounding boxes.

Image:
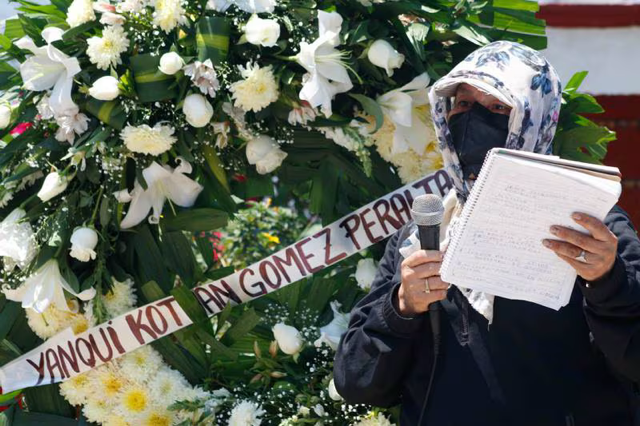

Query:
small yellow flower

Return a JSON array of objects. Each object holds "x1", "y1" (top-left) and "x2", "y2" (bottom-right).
[{"x1": 262, "y1": 232, "x2": 280, "y2": 244}]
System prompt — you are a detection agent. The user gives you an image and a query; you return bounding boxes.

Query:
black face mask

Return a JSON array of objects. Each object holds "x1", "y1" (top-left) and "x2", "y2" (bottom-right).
[{"x1": 448, "y1": 102, "x2": 510, "y2": 180}]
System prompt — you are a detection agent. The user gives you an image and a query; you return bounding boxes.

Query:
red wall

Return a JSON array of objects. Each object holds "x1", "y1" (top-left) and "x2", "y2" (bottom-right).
[{"x1": 592, "y1": 96, "x2": 640, "y2": 228}]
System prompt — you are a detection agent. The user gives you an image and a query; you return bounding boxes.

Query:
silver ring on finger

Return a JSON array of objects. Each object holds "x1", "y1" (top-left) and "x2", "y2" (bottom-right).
[
  {"x1": 424, "y1": 277, "x2": 431, "y2": 294},
  {"x1": 575, "y1": 249, "x2": 588, "y2": 263}
]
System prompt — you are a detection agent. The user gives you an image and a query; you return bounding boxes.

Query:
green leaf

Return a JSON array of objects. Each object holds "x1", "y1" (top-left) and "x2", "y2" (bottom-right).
[
  {"x1": 140, "y1": 280, "x2": 166, "y2": 302},
  {"x1": 171, "y1": 286, "x2": 208, "y2": 324},
  {"x1": 564, "y1": 71, "x2": 588, "y2": 94},
  {"x1": 162, "y1": 208, "x2": 228, "y2": 232},
  {"x1": 62, "y1": 20, "x2": 99, "y2": 41},
  {"x1": 195, "y1": 329, "x2": 237, "y2": 360},
  {"x1": 196, "y1": 17, "x2": 231, "y2": 64},
  {"x1": 0, "y1": 302, "x2": 21, "y2": 341},
  {"x1": 130, "y1": 53, "x2": 178, "y2": 103},
  {"x1": 161, "y1": 231, "x2": 198, "y2": 286},
  {"x1": 349, "y1": 94, "x2": 383, "y2": 133},
  {"x1": 221, "y1": 308, "x2": 261, "y2": 346},
  {"x1": 132, "y1": 225, "x2": 173, "y2": 293},
  {"x1": 23, "y1": 384, "x2": 74, "y2": 419}
]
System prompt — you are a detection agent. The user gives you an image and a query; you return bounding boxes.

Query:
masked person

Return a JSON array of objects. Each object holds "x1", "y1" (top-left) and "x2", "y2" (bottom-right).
[{"x1": 334, "y1": 41, "x2": 640, "y2": 426}]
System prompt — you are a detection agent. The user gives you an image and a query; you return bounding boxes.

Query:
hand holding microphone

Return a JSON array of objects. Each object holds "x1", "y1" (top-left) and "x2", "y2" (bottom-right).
[{"x1": 396, "y1": 194, "x2": 448, "y2": 317}]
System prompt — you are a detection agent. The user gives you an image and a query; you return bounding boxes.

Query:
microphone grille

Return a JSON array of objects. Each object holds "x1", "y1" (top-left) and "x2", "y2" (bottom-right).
[{"x1": 411, "y1": 194, "x2": 444, "y2": 226}]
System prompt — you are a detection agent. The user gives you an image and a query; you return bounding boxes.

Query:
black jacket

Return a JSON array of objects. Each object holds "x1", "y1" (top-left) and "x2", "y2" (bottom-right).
[{"x1": 334, "y1": 206, "x2": 640, "y2": 426}]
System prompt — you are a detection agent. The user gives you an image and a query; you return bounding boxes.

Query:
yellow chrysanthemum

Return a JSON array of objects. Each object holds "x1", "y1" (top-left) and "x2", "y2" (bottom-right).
[
  {"x1": 121, "y1": 386, "x2": 149, "y2": 413},
  {"x1": 143, "y1": 410, "x2": 173, "y2": 426}
]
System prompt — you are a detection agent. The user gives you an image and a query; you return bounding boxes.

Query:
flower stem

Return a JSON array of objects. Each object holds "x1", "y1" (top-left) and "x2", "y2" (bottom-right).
[{"x1": 90, "y1": 186, "x2": 104, "y2": 226}]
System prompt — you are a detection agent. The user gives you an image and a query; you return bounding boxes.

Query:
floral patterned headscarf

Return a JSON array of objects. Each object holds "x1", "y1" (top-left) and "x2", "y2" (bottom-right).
[{"x1": 428, "y1": 41, "x2": 563, "y2": 202}]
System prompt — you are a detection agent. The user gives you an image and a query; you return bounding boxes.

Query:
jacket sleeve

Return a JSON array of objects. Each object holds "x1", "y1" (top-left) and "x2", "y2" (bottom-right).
[
  {"x1": 333, "y1": 227, "x2": 429, "y2": 407},
  {"x1": 581, "y1": 205, "x2": 640, "y2": 381}
]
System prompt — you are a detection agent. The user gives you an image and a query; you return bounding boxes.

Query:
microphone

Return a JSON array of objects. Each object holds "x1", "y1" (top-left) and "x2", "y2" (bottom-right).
[{"x1": 411, "y1": 194, "x2": 444, "y2": 425}]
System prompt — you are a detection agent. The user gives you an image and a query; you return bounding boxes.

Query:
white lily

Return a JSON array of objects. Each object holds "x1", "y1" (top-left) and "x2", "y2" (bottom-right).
[
  {"x1": 314, "y1": 301, "x2": 351, "y2": 351},
  {"x1": 376, "y1": 73, "x2": 431, "y2": 155},
  {"x1": 2, "y1": 259, "x2": 96, "y2": 313},
  {"x1": 15, "y1": 27, "x2": 81, "y2": 117},
  {"x1": 118, "y1": 158, "x2": 204, "y2": 229},
  {"x1": 297, "y1": 11, "x2": 352, "y2": 118},
  {"x1": 0, "y1": 208, "x2": 38, "y2": 272}
]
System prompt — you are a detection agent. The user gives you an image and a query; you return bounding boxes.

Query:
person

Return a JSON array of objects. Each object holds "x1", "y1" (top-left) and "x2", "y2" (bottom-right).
[{"x1": 333, "y1": 41, "x2": 640, "y2": 426}]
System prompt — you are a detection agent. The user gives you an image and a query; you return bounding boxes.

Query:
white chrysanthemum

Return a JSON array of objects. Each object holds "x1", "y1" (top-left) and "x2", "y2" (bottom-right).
[
  {"x1": 352, "y1": 413, "x2": 395, "y2": 426},
  {"x1": 26, "y1": 301, "x2": 89, "y2": 339},
  {"x1": 393, "y1": 151, "x2": 423, "y2": 184},
  {"x1": 60, "y1": 371, "x2": 94, "y2": 406},
  {"x1": 103, "y1": 278, "x2": 137, "y2": 317},
  {"x1": 140, "y1": 406, "x2": 174, "y2": 426},
  {"x1": 102, "y1": 414, "x2": 130, "y2": 426},
  {"x1": 66, "y1": 0, "x2": 95, "y2": 27},
  {"x1": 184, "y1": 59, "x2": 220, "y2": 98},
  {"x1": 117, "y1": 383, "x2": 150, "y2": 418},
  {"x1": 91, "y1": 364, "x2": 132, "y2": 400},
  {"x1": 230, "y1": 62, "x2": 279, "y2": 113},
  {"x1": 87, "y1": 26, "x2": 130, "y2": 70},
  {"x1": 120, "y1": 345, "x2": 164, "y2": 381},
  {"x1": 83, "y1": 392, "x2": 115, "y2": 424},
  {"x1": 148, "y1": 367, "x2": 191, "y2": 405},
  {"x1": 228, "y1": 400, "x2": 265, "y2": 426},
  {"x1": 152, "y1": 0, "x2": 187, "y2": 32},
  {"x1": 121, "y1": 123, "x2": 177, "y2": 156}
]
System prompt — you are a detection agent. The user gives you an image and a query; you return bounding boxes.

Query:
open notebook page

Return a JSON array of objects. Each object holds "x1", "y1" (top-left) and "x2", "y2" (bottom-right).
[{"x1": 440, "y1": 153, "x2": 621, "y2": 310}]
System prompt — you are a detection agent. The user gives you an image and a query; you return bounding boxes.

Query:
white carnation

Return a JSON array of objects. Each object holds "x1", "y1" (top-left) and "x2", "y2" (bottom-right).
[
  {"x1": 121, "y1": 123, "x2": 177, "y2": 156},
  {"x1": 229, "y1": 400, "x2": 265, "y2": 426},
  {"x1": 66, "y1": 0, "x2": 96, "y2": 28},
  {"x1": 230, "y1": 62, "x2": 279, "y2": 113},
  {"x1": 87, "y1": 26, "x2": 130, "y2": 70},
  {"x1": 184, "y1": 59, "x2": 220, "y2": 98},
  {"x1": 152, "y1": 0, "x2": 187, "y2": 32},
  {"x1": 54, "y1": 111, "x2": 90, "y2": 144}
]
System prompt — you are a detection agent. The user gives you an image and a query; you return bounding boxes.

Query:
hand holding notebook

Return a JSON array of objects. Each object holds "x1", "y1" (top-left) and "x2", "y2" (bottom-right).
[{"x1": 440, "y1": 148, "x2": 622, "y2": 310}]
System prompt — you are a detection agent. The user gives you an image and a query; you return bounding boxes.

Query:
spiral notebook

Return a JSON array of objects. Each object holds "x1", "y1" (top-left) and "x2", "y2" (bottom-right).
[{"x1": 440, "y1": 148, "x2": 622, "y2": 310}]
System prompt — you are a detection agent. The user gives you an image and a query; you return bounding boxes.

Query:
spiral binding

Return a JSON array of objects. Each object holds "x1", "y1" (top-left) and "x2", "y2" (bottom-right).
[{"x1": 441, "y1": 149, "x2": 499, "y2": 275}]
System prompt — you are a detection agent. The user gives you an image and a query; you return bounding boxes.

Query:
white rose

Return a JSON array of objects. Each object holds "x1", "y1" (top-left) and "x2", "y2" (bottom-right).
[
  {"x1": 37, "y1": 172, "x2": 69, "y2": 202},
  {"x1": 272, "y1": 323, "x2": 303, "y2": 355},
  {"x1": 314, "y1": 301, "x2": 350, "y2": 351},
  {"x1": 158, "y1": 52, "x2": 185, "y2": 75},
  {"x1": 69, "y1": 227, "x2": 98, "y2": 262},
  {"x1": 244, "y1": 14, "x2": 280, "y2": 47},
  {"x1": 0, "y1": 105, "x2": 11, "y2": 129},
  {"x1": 355, "y1": 258, "x2": 378, "y2": 291},
  {"x1": 328, "y1": 379, "x2": 343, "y2": 401},
  {"x1": 183, "y1": 93, "x2": 213, "y2": 128},
  {"x1": 368, "y1": 39, "x2": 405, "y2": 77},
  {"x1": 246, "y1": 135, "x2": 287, "y2": 175},
  {"x1": 88, "y1": 76, "x2": 120, "y2": 101}
]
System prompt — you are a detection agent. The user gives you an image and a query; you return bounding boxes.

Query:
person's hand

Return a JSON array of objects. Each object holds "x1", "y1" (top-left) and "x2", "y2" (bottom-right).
[
  {"x1": 397, "y1": 250, "x2": 448, "y2": 317},
  {"x1": 543, "y1": 212, "x2": 618, "y2": 282}
]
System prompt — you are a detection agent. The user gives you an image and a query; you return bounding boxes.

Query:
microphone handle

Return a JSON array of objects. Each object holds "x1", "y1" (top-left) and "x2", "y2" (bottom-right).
[{"x1": 417, "y1": 224, "x2": 442, "y2": 353}]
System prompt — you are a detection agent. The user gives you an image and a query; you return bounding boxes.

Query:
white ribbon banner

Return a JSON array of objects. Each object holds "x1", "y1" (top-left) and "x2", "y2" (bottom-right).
[{"x1": 0, "y1": 170, "x2": 453, "y2": 393}]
